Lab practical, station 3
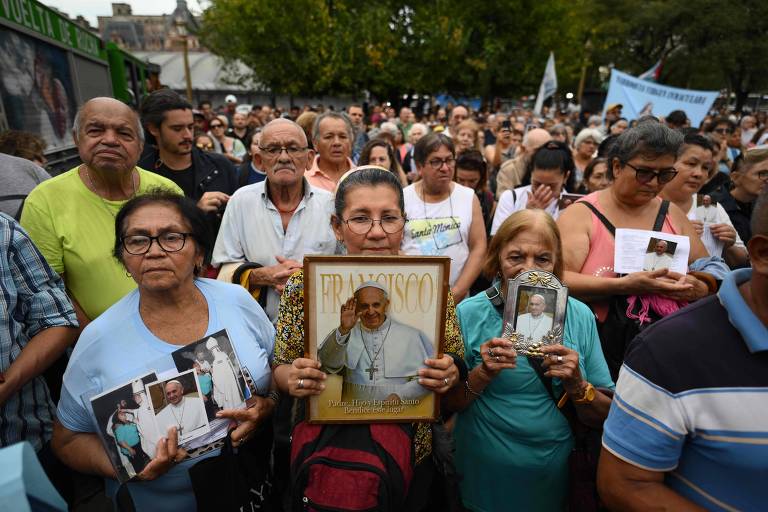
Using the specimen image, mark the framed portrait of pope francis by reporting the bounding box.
[304,255,450,423]
[502,270,568,358]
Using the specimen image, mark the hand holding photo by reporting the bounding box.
[305,255,449,423]
[501,270,568,358]
[614,229,690,274]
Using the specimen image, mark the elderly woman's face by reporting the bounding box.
[332,185,404,255]
[456,128,474,150]
[613,153,678,204]
[499,229,556,281]
[121,204,201,292]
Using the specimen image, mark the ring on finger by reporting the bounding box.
[298,378,304,390]
[495,356,500,363]
[557,355,564,363]
[444,377,449,386]
[488,348,495,357]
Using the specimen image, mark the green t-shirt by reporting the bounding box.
[20,166,182,320]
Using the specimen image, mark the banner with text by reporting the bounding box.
[603,69,718,127]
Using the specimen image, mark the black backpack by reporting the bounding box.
[290,422,414,512]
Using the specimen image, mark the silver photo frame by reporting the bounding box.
[501,270,569,358]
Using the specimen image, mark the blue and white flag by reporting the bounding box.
[603,69,718,127]
[533,52,557,115]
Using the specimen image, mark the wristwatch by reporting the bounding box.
[573,382,596,404]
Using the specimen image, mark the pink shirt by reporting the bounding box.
[578,192,678,322]
[305,155,354,192]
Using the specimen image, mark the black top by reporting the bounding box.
[152,163,195,197]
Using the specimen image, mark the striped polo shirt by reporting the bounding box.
[602,268,768,511]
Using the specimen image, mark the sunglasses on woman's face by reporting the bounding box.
[624,162,678,184]
[196,143,213,150]
[210,124,223,129]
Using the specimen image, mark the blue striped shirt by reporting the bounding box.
[603,269,768,511]
[0,213,77,450]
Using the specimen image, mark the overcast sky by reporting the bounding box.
[44,0,205,27]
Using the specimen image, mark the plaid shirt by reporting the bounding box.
[1,213,77,450]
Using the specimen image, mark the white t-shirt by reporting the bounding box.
[491,184,567,235]
[401,183,474,287]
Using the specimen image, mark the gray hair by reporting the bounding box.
[72,101,145,144]
[609,122,683,164]
[312,111,354,142]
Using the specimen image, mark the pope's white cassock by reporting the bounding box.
[319,316,433,401]
[643,251,673,271]
[516,312,554,342]
[206,338,244,410]
[130,380,161,458]
[155,395,208,442]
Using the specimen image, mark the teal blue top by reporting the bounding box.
[114,423,141,456]
[198,373,213,395]
[454,293,614,512]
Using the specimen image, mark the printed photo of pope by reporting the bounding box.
[318,281,434,403]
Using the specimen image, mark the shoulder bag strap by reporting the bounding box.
[652,199,670,232]
[577,201,616,237]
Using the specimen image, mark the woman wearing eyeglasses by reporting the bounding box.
[209,115,246,165]
[273,166,466,511]
[557,123,712,378]
[401,132,487,303]
[53,190,276,510]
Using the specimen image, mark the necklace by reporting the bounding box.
[83,165,137,218]
[168,398,187,436]
[360,319,393,381]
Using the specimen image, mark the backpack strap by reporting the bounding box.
[578,201,616,237]
[0,195,28,221]
[653,200,670,232]
[578,199,670,238]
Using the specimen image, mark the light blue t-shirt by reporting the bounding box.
[57,278,275,511]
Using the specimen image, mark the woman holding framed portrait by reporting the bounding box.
[273,166,467,511]
[453,209,614,512]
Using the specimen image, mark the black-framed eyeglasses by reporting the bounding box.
[343,215,406,234]
[258,145,309,158]
[122,232,193,255]
[427,157,456,169]
[713,128,732,135]
[623,162,678,184]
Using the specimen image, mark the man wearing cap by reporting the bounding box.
[318,281,434,402]
[604,103,623,133]
[205,337,243,410]
[155,379,207,441]
[223,94,238,125]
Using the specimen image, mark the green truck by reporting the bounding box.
[0,0,159,172]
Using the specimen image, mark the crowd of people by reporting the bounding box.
[1,89,767,512]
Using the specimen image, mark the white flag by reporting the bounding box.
[533,52,557,115]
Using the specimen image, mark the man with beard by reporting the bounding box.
[138,89,239,235]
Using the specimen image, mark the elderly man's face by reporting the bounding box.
[133,393,143,405]
[165,382,183,405]
[76,99,143,174]
[703,195,712,207]
[655,241,667,255]
[409,125,426,144]
[255,120,313,187]
[355,287,389,330]
[528,295,546,317]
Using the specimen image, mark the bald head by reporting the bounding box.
[262,118,307,146]
[72,97,145,174]
[523,128,552,153]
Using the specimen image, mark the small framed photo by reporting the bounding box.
[304,255,450,423]
[501,270,568,357]
[90,372,160,482]
[171,329,249,422]
[145,370,210,444]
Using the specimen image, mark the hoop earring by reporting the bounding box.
[125,271,132,278]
